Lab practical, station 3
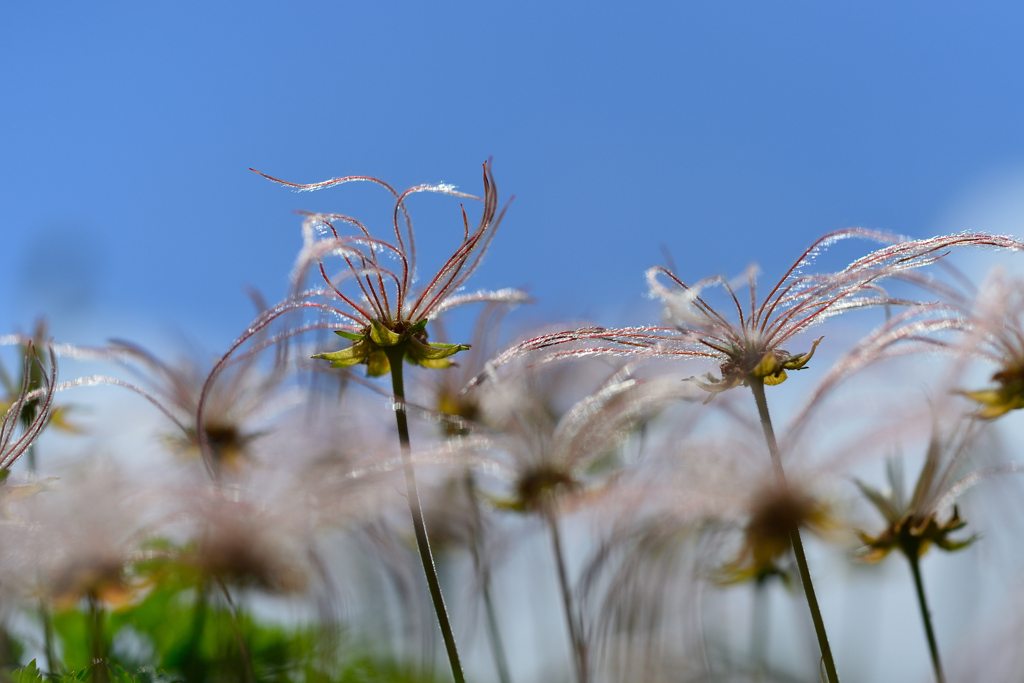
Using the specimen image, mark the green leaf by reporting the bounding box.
[52,608,92,672]
[10,660,43,683]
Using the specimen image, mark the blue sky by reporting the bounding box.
[3,3,1024,348]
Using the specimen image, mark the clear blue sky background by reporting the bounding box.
[3,3,1024,348]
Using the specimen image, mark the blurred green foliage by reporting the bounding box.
[8,572,437,683]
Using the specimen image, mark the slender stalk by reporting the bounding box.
[88,595,108,683]
[0,624,13,669]
[463,472,513,683]
[182,581,209,680]
[695,575,715,682]
[27,445,59,676]
[906,552,946,683]
[40,597,58,676]
[546,509,588,683]
[751,579,769,680]
[214,577,255,683]
[748,379,839,683]
[385,346,465,683]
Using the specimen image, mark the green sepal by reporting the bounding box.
[316,318,469,376]
[713,558,791,587]
[689,372,741,404]
[752,352,782,380]
[418,358,456,370]
[401,336,468,370]
[751,336,824,386]
[366,349,391,377]
[488,495,527,513]
[420,340,467,351]
[781,336,823,371]
[853,529,897,563]
[935,533,977,553]
[370,319,403,347]
[312,339,370,367]
[854,478,902,525]
[960,388,1024,419]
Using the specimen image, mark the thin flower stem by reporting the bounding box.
[906,552,946,683]
[385,346,466,683]
[481,576,513,683]
[41,597,58,676]
[183,581,209,680]
[751,579,770,680]
[748,378,840,683]
[747,380,788,486]
[463,472,513,683]
[27,445,59,677]
[695,575,715,682]
[214,576,255,683]
[546,509,589,683]
[88,595,108,683]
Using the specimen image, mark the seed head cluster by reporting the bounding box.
[2,165,1024,682]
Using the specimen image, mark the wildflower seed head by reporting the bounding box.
[0,340,57,471]
[19,463,149,610]
[476,363,691,518]
[717,483,831,584]
[110,337,291,475]
[50,555,134,609]
[855,505,972,563]
[191,421,252,471]
[693,336,823,402]
[947,270,1024,418]
[6,320,55,431]
[193,507,310,595]
[313,319,470,377]
[437,387,480,437]
[257,161,524,378]
[513,464,580,513]
[482,230,1024,396]
[854,424,982,563]
[961,363,1024,419]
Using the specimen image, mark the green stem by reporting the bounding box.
[214,577,255,683]
[463,472,513,683]
[748,378,839,683]
[182,582,209,680]
[546,510,588,683]
[906,551,946,683]
[385,346,465,683]
[88,595,108,683]
[26,445,58,677]
[695,579,715,681]
[751,579,769,680]
[41,597,58,676]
